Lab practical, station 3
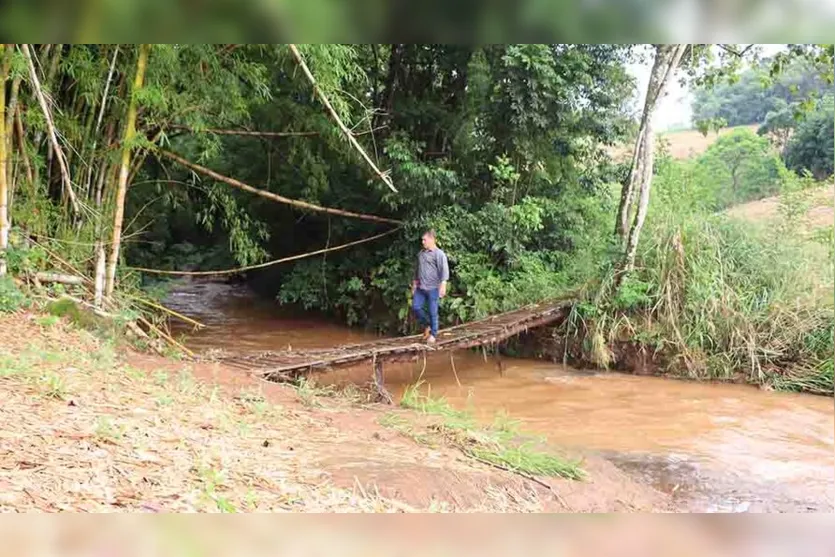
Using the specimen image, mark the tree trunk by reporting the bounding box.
[374,44,402,133]
[0,45,11,276]
[619,44,688,277]
[105,44,149,298]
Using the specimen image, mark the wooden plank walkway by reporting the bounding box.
[215,298,573,397]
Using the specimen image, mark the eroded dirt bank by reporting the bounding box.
[0,313,669,512]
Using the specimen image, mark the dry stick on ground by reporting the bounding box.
[158,149,402,225]
[20,44,81,217]
[29,238,193,357]
[34,272,84,285]
[123,293,205,329]
[288,44,396,193]
[127,227,401,276]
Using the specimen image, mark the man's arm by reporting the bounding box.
[438,250,450,297]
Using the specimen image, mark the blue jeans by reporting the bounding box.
[412,288,440,337]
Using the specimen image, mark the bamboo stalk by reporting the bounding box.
[106,44,149,297]
[5,71,20,197]
[138,315,195,358]
[0,45,10,276]
[288,44,396,193]
[123,293,205,329]
[14,108,33,189]
[20,44,81,216]
[158,149,402,225]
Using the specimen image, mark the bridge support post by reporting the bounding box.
[494,347,504,376]
[373,357,393,404]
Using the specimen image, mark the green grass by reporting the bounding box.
[94,416,125,441]
[35,315,61,328]
[570,200,834,395]
[197,466,238,513]
[393,382,584,480]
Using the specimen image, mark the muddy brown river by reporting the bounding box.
[165,279,834,512]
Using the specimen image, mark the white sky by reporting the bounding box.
[626,44,787,130]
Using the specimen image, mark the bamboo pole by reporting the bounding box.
[20,44,81,217]
[14,108,33,189]
[106,44,149,297]
[288,44,396,193]
[0,45,10,276]
[158,149,402,225]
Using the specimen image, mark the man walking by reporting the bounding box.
[411,229,449,344]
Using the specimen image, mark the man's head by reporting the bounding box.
[421,229,437,250]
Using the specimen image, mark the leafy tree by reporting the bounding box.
[695,128,784,209]
[784,95,835,180]
[757,98,797,152]
[692,56,830,127]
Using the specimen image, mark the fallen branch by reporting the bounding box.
[158,149,402,225]
[123,293,205,329]
[127,227,401,276]
[34,272,84,285]
[288,44,396,193]
[137,315,195,359]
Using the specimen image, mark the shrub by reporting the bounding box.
[0,276,26,313]
[785,95,834,180]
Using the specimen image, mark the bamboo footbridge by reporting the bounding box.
[214,299,573,402]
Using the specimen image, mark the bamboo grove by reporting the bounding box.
[0,44,406,307]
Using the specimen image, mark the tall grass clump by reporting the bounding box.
[575,152,833,395]
[637,213,832,393]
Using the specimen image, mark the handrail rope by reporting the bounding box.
[127,227,401,277]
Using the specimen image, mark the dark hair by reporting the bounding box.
[422,229,437,239]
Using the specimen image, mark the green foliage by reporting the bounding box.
[692,55,830,127]
[785,95,834,180]
[695,117,727,136]
[657,129,786,212]
[0,276,27,313]
[264,45,629,331]
[590,198,834,394]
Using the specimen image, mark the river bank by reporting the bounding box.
[161,279,834,512]
[0,311,670,512]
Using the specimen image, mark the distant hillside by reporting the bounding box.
[608,125,759,162]
[726,183,834,230]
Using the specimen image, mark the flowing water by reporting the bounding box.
[165,278,835,512]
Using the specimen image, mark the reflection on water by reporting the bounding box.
[165,279,835,512]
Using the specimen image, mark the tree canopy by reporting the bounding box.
[692,56,830,127]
